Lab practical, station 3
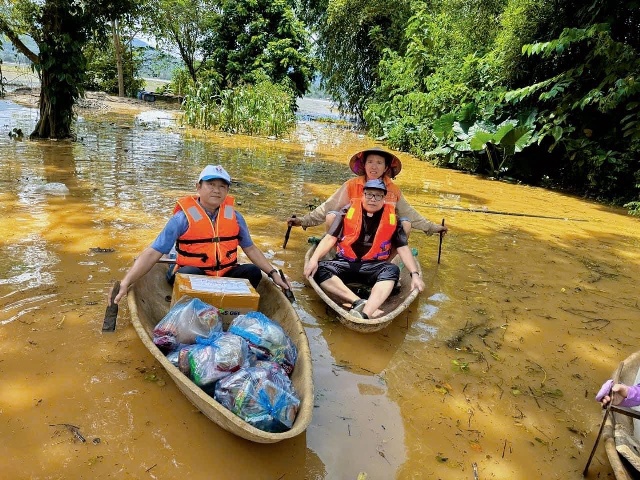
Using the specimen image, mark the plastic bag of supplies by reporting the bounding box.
[214,365,300,432]
[228,311,297,375]
[188,332,250,387]
[152,296,222,352]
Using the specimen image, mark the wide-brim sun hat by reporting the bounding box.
[349,148,402,178]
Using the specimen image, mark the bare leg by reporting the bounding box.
[362,280,395,318]
[318,276,359,305]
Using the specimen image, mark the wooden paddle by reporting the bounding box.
[283,215,295,249]
[101,280,121,332]
[583,361,625,476]
[437,218,445,264]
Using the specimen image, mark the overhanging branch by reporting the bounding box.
[0,17,39,64]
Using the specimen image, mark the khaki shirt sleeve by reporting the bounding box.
[300,183,350,228]
[396,193,440,235]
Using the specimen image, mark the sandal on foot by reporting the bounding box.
[351,298,367,313]
[349,309,369,319]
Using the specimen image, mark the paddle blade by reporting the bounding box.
[102,280,121,332]
[283,215,296,249]
[279,269,295,303]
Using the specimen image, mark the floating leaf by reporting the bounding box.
[435,385,449,395]
[470,441,483,452]
[544,388,563,398]
[452,359,470,372]
[511,388,522,396]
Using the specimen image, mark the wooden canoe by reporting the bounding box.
[303,244,422,333]
[127,263,314,443]
[603,350,640,479]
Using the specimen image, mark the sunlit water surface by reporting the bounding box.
[0,97,638,479]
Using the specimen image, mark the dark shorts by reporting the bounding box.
[167,263,262,288]
[314,258,400,286]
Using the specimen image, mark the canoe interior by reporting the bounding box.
[604,350,640,479]
[304,244,422,333]
[127,263,314,443]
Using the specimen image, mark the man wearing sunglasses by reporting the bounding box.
[304,179,424,319]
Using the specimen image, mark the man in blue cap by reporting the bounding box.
[304,179,424,319]
[112,164,291,304]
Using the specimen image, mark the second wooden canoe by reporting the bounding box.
[304,243,422,333]
[603,350,640,479]
[127,263,314,443]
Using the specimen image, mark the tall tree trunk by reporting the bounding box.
[31,68,75,139]
[112,19,125,97]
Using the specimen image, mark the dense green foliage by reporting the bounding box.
[331,0,640,211]
[206,0,314,99]
[146,0,314,98]
[313,0,412,120]
[144,0,217,83]
[182,79,296,137]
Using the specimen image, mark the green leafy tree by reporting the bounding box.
[84,40,145,97]
[505,19,640,201]
[0,0,136,139]
[315,0,411,120]
[207,0,314,98]
[144,0,217,83]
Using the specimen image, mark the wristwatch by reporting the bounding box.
[410,271,420,277]
[268,268,278,278]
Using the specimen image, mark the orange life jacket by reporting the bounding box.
[345,176,401,206]
[173,195,239,276]
[337,201,397,261]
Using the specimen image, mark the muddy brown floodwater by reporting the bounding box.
[0,93,638,480]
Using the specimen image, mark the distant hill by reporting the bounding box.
[1,35,182,81]
[1,36,36,64]
[136,45,183,80]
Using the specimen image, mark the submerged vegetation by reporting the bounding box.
[182,80,296,137]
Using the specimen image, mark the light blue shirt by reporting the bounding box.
[151,204,254,254]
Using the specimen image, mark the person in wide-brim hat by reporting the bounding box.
[349,148,402,179]
[286,146,447,239]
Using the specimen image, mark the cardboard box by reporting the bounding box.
[171,274,260,325]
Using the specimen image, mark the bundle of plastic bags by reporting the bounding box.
[229,311,297,375]
[215,364,300,433]
[152,296,222,352]
[153,299,301,432]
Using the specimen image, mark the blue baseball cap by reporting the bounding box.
[198,165,231,185]
[363,179,387,192]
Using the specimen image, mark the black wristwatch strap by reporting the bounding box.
[268,268,278,278]
[410,271,420,276]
